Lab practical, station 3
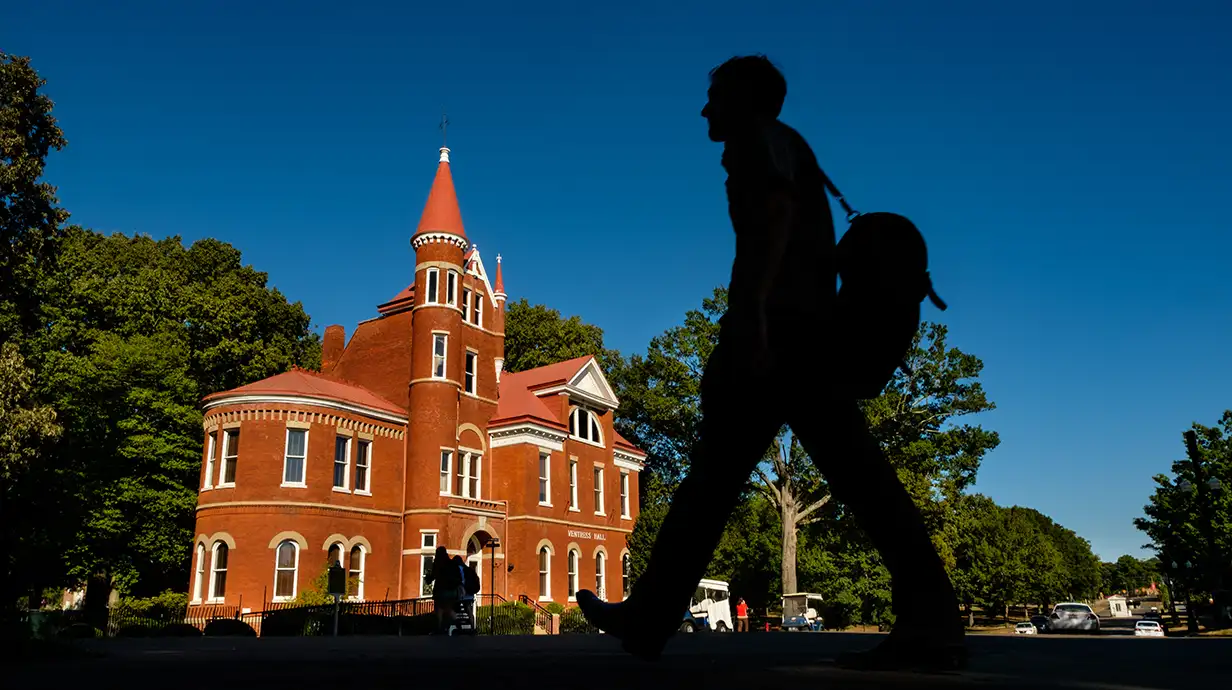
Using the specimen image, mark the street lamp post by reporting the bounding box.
[488,536,501,635]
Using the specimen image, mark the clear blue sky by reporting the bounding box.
[7,0,1231,562]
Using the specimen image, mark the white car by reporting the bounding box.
[1134,620,1165,637]
[1048,602,1100,633]
[1014,622,1038,635]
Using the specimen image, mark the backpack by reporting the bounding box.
[463,565,481,596]
[822,174,947,400]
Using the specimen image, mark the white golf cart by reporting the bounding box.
[781,593,825,632]
[689,579,734,632]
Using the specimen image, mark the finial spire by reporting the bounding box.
[440,110,449,147]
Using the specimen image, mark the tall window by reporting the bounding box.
[464,351,477,394]
[209,542,228,601]
[594,467,605,514]
[446,270,458,306]
[620,471,631,518]
[283,428,307,485]
[203,432,216,489]
[333,436,350,489]
[220,429,239,485]
[348,545,365,599]
[538,546,551,600]
[439,450,453,495]
[595,551,606,601]
[420,533,436,596]
[622,553,631,600]
[425,267,440,303]
[355,440,371,493]
[432,333,447,379]
[569,459,578,510]
[538,452,550,505]
[569,407,603,444]
[193,543,205,601]
[328,542,343,567]
[471,293,483,326]
[568,549,579,600]
[274,540,299,600]
[462,289,472,322]
[461,452,481,499]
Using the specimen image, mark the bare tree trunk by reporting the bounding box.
[781,488,798,595]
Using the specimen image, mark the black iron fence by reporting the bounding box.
[517,594,557,635]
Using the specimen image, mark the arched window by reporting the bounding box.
[568,407,603,444]
[209,542,228,601]
[538,546,551,600]
[192,543,205,602]
[595,551,606,601]
[567,549,580,600]
[622,553,631,600]
[274,540,299,600]
[328,542,344,568]
[348,545,365,600]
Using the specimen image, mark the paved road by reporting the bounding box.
[14,632,1230,689]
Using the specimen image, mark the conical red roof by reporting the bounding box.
[494,254,505,295]
[414,148,466,238]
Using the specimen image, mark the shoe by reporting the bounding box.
[576,590,671,661]
[835,634,968,672]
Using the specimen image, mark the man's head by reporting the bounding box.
[702,55,786,142]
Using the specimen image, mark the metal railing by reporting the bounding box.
[517,594,557,635]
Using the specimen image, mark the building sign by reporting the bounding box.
[567,529,606,541]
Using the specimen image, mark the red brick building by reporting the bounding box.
[189,145,644,611]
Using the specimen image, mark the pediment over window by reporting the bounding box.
[562,357,619,410]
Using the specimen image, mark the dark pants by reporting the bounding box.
[629,314,960,640]
[737,617,749,632]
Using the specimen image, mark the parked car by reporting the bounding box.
[1048,603,1100,634]
[1029,615,1051,633]
[689,579,733,632]
[1014,621,1038,635]
[1134,620,1165,637]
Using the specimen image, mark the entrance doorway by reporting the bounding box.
[466,535,484,594]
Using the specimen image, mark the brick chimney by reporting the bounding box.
[322,325,345,373]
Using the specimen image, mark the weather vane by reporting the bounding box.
[440,110,449,147]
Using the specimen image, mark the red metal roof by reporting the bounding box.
[414,150,466,238]
[203,368,406,417]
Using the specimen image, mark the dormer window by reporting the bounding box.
[569,407,603,445]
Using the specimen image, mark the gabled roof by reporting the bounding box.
[377,282,416,316]
[203,368,406,418]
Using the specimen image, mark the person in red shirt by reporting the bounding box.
[735,598,749,632]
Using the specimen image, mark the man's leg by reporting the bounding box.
[578,332,782,657]
[790,401,965,667]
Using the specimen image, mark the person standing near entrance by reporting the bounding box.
[735,598,749,632]
[575,54,966,671]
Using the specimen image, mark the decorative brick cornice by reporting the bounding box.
[201,407,405,441]
[196,500,401,523]
[411,231,468,251]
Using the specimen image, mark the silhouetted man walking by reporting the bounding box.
[578,55,965,670]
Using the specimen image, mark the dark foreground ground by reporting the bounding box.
[13,631,1231,690]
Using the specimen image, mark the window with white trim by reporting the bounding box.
[569,459,578,510]
[538,452,550,505]
[622,553,631,600]
[220,429,239,485]
[354,440,371,493]
[538,546,551,600]
[347,545,365,600]
[446,269,458,306]
[460,451,481,499]
[594,467,605,514]
[274,540,299,600]
[569,407,603,444]
[425,267,440,304]
[193,543,205,601]
[568,549,579,600]
[464,351,477,394]
[209,542,228,602]
[620,471,631,518]
[203,432,216,489]
[462,288,472,322]
[432,333,447,379]
[420,532,436,596]
[439,450,453,495]
[333,436,350,490]
[328,542,344,567]
[471,293,483,326]
[596,551,606,601]
[283,428,307,485]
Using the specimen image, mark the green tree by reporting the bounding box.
[0,51,70,345]
[1019,507,1102,603]
[24,229,321,597]
[501,298,623,376]
[753,432,829,596]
